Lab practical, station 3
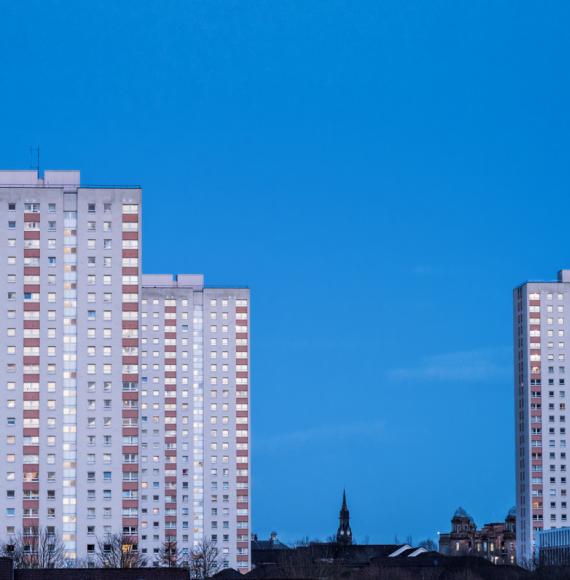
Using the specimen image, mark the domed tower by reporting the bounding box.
[336,490,353,545]
[505,506,516,534]
[451,507,476,534]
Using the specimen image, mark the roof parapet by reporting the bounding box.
[0,170,80,186]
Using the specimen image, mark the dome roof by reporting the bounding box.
[453,507,474,521]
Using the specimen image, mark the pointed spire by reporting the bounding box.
[336,489,352,545]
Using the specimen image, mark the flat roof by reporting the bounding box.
[0,169,140,188]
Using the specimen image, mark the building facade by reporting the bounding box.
[438,508,516,565]
[537,527,570,566]
[0,170,250,571]
[514,270,570,565]
[139,275,250,569]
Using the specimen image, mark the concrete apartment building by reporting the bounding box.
[0,170,250,571]
[514,270,570,565]
[140,275,250,569]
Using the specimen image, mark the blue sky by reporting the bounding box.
[1,0,570,544]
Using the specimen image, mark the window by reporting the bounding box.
[48,203,56,213]
[88,203,96,213]
[8,221,15,229]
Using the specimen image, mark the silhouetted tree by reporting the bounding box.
[419,538,438,551]
[158,538,184,568]
[0,527,66,569]
[190,538,220,579]
[95,533,146,568]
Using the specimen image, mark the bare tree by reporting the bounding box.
[418,538,438,551]
[190,537,220,579]
[0,527,66,568]
[158,538,184,568]
[96,533,147,568]
[0,537,20,566]
[72,557,94,569]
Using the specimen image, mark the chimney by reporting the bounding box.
[558,270,570,283]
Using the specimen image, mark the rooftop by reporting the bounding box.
[142,274,249,291]
[142,274,205,289]
[453,507,474,522]
[516,269,570,287]
[0,169,139,189]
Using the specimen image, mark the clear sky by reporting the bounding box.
[1,0,570,545]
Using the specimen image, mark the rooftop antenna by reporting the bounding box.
[29,146,40,176]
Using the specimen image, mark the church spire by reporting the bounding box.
[336,489,352,545]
